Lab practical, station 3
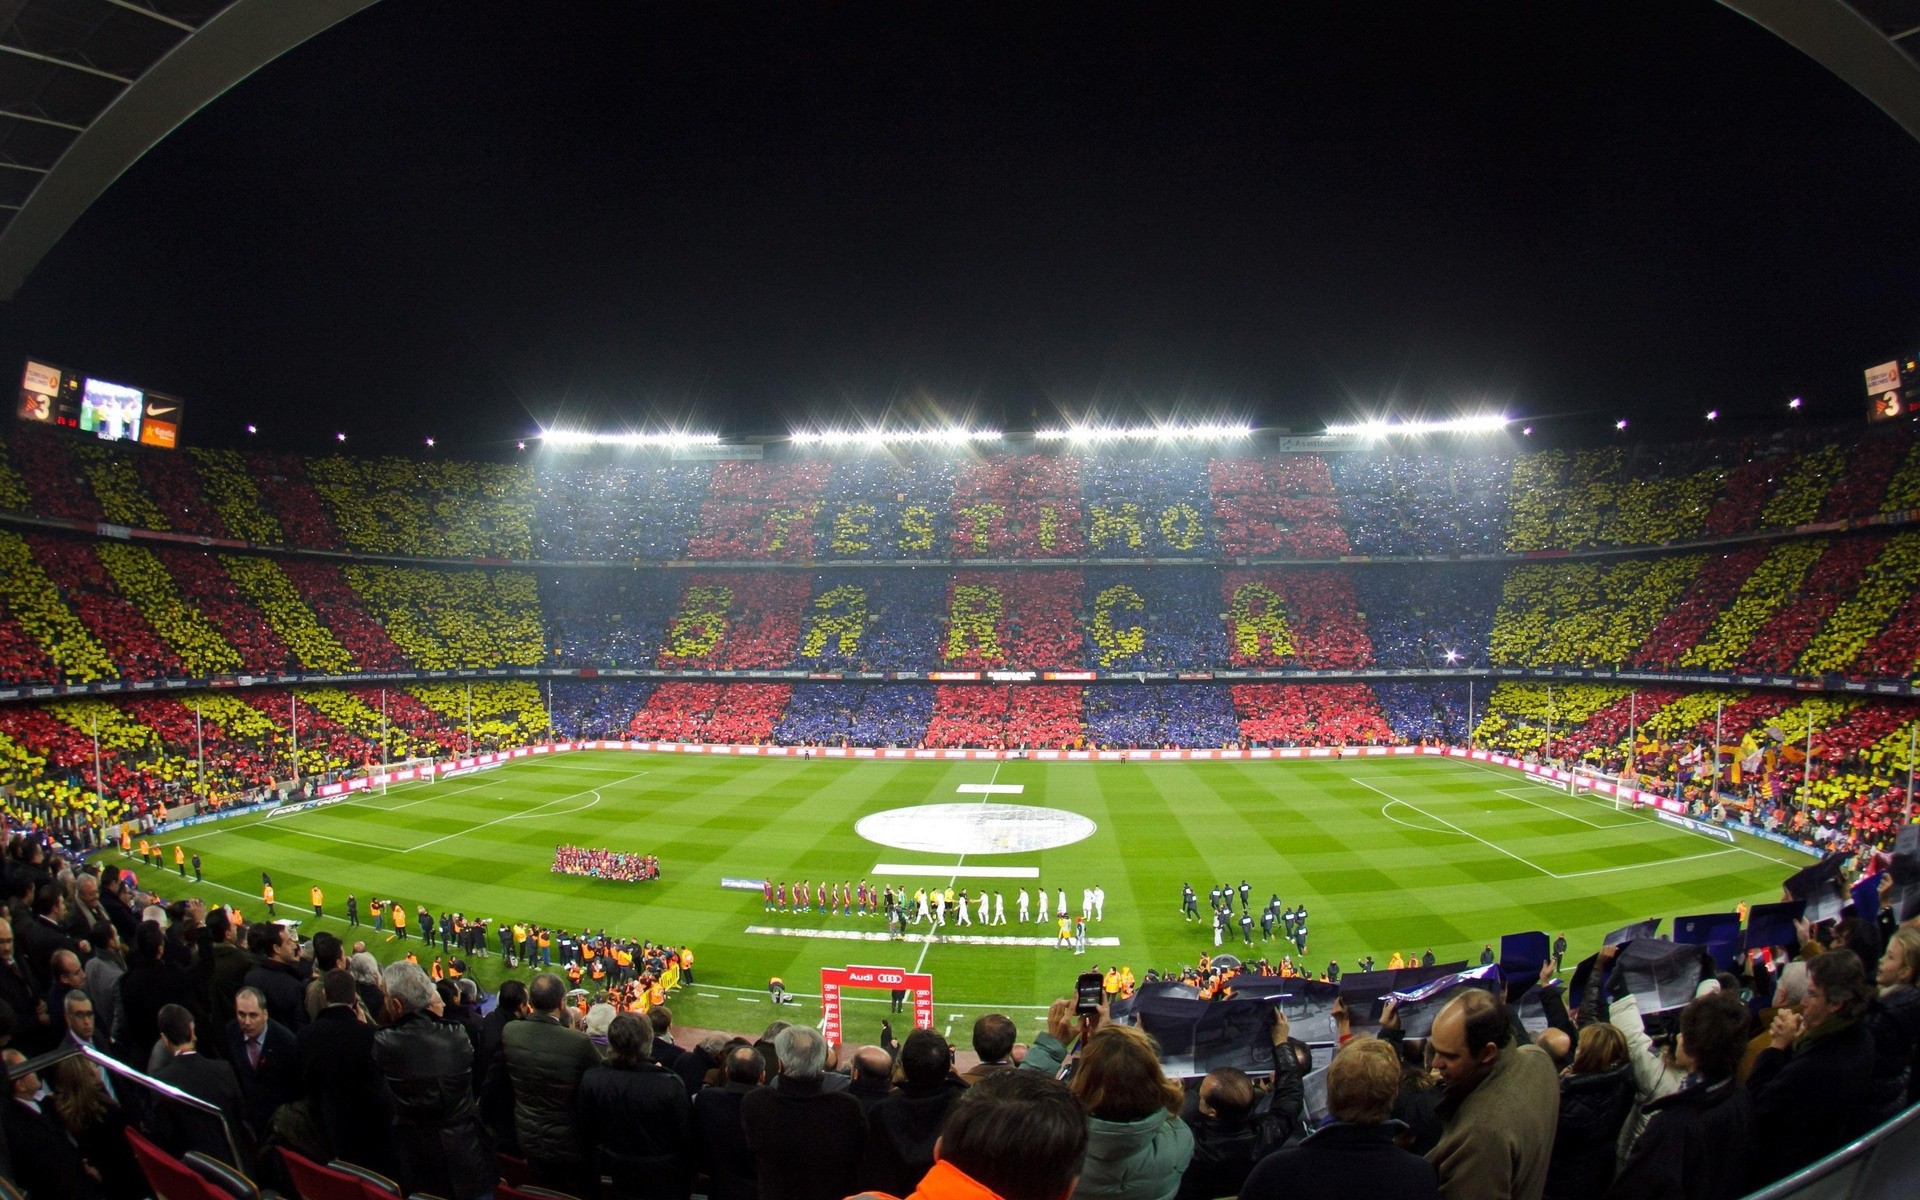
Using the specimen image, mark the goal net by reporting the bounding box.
[373,757,438,793]
[1568,764,1654,812]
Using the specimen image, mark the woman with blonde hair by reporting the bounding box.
[1865,925,1920,1119]
[1545,1023,1635,1200]
[1021,1001,1193,1200]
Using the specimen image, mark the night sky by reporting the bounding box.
[4,0,1920,454]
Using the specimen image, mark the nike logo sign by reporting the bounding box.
[146,405,178,416]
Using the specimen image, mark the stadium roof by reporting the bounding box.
[0,0,377,299]
[1721,1,1920,142]
[4,2,1920,304]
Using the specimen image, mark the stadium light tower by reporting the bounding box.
[1323,415,1509,438]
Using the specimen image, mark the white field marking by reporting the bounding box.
[186,819,397,854]
[956,783,1025,794]
[1554,849,1741,879]
[1493,788,1641,831]
[1362,776,1760,883]
[404,768,650,853]
[1378,802,1468,838]
[691,980,1055,1011]
[1444,760,1811,868]
[1353,778,1556,876]
[502,794,601,821]
[313,773,499,817]
[871,864,1039,878]
[748,925,1120,948]
[914,760,1004,974]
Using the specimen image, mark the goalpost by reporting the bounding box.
[1568,764,1648,812]
[375,756,438,794]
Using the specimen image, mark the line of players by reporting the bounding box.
[762,879,1108,927]
[1181,879,1311,952]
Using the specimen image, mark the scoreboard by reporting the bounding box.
[16,359,182,449]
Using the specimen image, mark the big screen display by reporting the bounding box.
[78,378,143,443]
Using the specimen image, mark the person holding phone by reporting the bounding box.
[1019,991,1193,1200]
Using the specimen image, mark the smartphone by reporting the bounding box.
[1075,971,1104,1015]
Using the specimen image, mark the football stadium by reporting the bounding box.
[1,4,1919,1200]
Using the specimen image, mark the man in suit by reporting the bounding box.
[19,884,80,988]
[44,948,85,1042]
[148,1003,249,1167]
[3,1047,103,1200]
[64,874,112,939]
[0,919,48,1054]
[298,968,397,1174]
[224,986,298,1141]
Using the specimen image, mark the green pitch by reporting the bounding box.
[143,751,1812,1039]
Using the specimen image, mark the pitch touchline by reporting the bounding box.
[1446,760,1811,868]
[913,759,1006,974]
[1353,777,1557,877]
[405,769,649,853]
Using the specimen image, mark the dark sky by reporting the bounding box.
[5,0,1920,454]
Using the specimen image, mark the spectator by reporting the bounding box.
[475,977,528,1152]
[198,907,251,1042]
[117,920,198,1068]
[48,1054,142,1200]
[1747,949,1879,1187]
[1023,1002,1194,1200]
[223,985,297,1142]
[962,1013,1019,1085]
[1425,990,1558,1200]
[848,1045,895,1116]
[1544,1025,1634,1200]
[740,1024,868,1200]
[1177,1011,1303,1200]
[1239,1037,1439,1200]
[296,968,396,1177]
[862,1028,968,1195]
[695,1043,764,1200]
[1605,989,1753,1200]
[4,1047,103,1200]
[1865,925,1920,1118]
[578,1011,694,1200]
[241,919,310,1032]
[371,960,497,1200]
[852,1069,1089,1200]
[501,971,603,1197]
[146,1003,247,1167]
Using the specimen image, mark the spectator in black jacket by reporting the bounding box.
[372,961,497,1200]
[694,1044,764,1200]
[224,987,298,1143]
[578,1012,694,1200]
[1605,989,1752,1200]
[241,922,310,1033]
[1545,1025,1635,1200]
[117,921,200,1069]
[846,1046,894,1117]
[861,1028,967,1196]
[740,1025,866,1200]
[499,973,603,1198]
[1179,1011,1303,1200]
[296,969,396,1176]
[4,1047,103,1200]
[1747,949,1879,1188]
[146,1004,248,1168]
[1240,1037,1439,1200]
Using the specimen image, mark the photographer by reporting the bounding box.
[1021,998,1193,1200]
[1175,1006,1302,1200]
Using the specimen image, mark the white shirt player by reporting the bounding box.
[1092,886,1105,921]
[1018,889,1031,922]
[1057,889,1067,918]
[916,890,931,923]
[956,895,971,926]
[993,892,1006,924]
[1081,887,1093,917]
[1038,888,1051,923]
[933,893,947,925]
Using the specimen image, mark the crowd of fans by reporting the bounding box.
[550,846,659,883]
[9,423,1918,565]
[4,825,1914,1200]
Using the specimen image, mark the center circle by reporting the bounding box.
[855,803,1097,855]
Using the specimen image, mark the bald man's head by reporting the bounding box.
[852,1045,893,1082]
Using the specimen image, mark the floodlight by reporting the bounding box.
[1323,415,1509,437]
[537,430,722,449]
